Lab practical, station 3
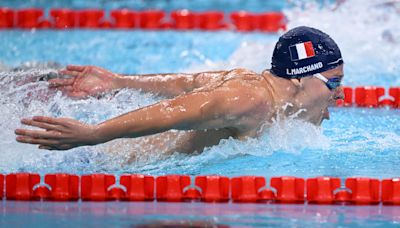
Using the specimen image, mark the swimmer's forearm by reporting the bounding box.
[93,104,175,143]
[120,71,225,78]
[115,73,196,97]
[92,90,238,143]
[114,71,227,97]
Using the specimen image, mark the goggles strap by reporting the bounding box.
[313,73,328,83]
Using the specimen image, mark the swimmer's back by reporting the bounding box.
[194,68,266,92]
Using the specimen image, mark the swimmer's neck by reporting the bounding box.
[261,70,299,105]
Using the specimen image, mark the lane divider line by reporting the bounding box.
[2,173,400,205]
[0,8,286,32]
[336,86,400,108]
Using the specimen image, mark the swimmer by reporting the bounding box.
[15,26,344,153]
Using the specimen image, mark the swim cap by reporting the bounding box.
[270,26,343,79]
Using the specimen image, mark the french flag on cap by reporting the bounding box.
[289,41,316,61]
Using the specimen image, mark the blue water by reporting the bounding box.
[0,31,259,74]
[2,201,400,228]
[0,0,288,13]
[0,0,400,227]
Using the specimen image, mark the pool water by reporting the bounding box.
[2,201,400,227]
[0,0,400,227]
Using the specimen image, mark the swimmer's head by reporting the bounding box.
[270,26,343,79]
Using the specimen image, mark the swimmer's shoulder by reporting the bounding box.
[222,69,275,106]
[223,68,270,88]
[224,68,259,80]
[195,68,268,96]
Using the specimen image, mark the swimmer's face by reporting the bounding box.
[299,64,344,125]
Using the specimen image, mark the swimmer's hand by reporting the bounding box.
[15,116,101,150]
[50,65,122,98]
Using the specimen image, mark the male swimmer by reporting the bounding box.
[15,26,344,153]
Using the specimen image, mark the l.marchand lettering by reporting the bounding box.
[286,62,323,75]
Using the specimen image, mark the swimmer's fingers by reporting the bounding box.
[48,78,75,88]
[57,66,86,76]
[15,128,65,140]
[38,145,54,150]
[38,144,74,150]
[17,136,74,150]
[29,116,89,133]
[15,135,61,146]
[29,116,72,128]
[58,70,81,78]
[66,65,86,72]
[20,118,62,131]
[59,85,73,93]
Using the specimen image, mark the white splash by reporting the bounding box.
[186,41,277,73]
[186,0,400,86]
[0,69,162,173]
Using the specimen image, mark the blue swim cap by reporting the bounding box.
[270,26,343,79]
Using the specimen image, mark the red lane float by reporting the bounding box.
[50,9,76,29]
[120,174,154,201]
[0,174,3,198]
[110,9,137,29]
[257,12,286,32]
[195,175,230,202]
[230,11,257,32]
[336,86,400,109]
[258,188,276,202]
[100,20,113,29]
[16,8,44,29]
[156,175,191,201]
[307,177,341,204]
[44,173,79,201]
[346,177,380,204]
[108,185,125,200]
[270,176,305,203]
[334,189,352,203]
[139,10,165,29]
[38,20,52,29]
[389,87,400,108]
[0,8,14,28]
[355,86,385,108]
[198,11,226,30]
[81,174,116,201]
[33,185,51,199]
[2,8,288,32]
[183,187,202,201]
[171,10,196,30]
[231,176,275,202]
[2,173,400,205]
[382,178,400,205]
[6,173,41,200]
[77,9,105,28]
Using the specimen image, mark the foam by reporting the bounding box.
[187,0,400,86]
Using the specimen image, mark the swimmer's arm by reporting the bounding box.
[115,70,230,98]
[94,86,257,143]
[14,83,260,150]
[54,65,248,98]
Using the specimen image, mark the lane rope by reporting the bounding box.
[1,173,400,204]
[0,8,286,31]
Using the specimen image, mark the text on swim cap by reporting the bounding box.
[286,62,323,76]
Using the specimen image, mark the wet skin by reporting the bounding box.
[15,65,344,154]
